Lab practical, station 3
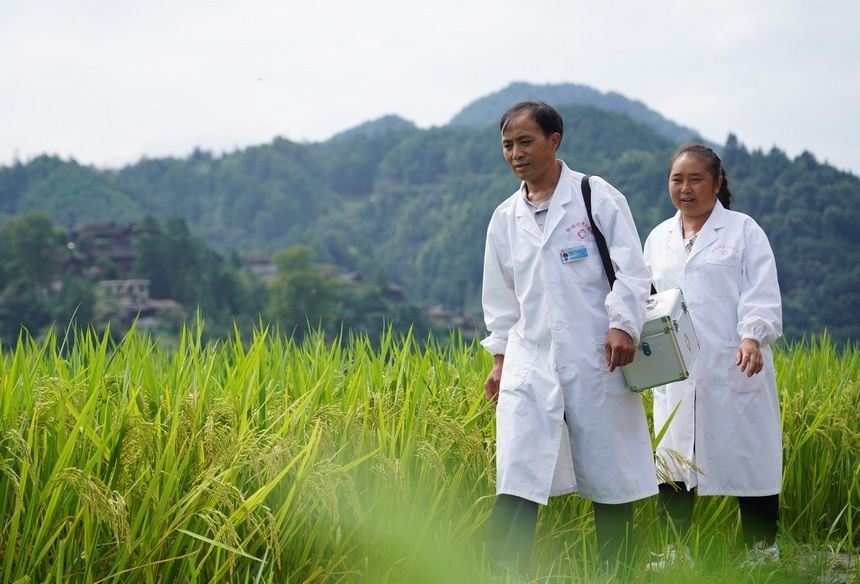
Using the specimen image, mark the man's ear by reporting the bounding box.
[551,132,561,151]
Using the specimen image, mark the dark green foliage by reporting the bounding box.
[332,269,434,340]
[721,137,860,343]
[109,138,339,255]
[265,245,433,341]
[449,81,701,144]
[0,212,96,341]
[1,97,859,343]
[326,114,416,143]
[267,246,343,340]
[314,122,418,196]
[49,275,96,327]
[133,215,263,336]
[0,279,53,342]
[0,156,142,226]
[0,212,60,290]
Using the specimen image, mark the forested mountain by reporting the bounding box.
[326,114,416,143]
[2,88,858,343]
[450,82,702,144]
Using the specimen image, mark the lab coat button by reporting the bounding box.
[548,282,557,291]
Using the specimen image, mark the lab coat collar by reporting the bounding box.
[687,200,729,262]
[514,185,543,240]
[666,200,729,262]
[666,212,688,261]
[542,161,573,240]
[513,160,571,242]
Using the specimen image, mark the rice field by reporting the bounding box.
[0,326,857,583]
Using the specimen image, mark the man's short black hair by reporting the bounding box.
[499,101,564,144]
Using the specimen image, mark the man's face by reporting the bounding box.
[501,113,560,183]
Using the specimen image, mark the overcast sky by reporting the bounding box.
[2,0,858,174]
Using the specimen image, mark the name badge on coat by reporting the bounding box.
[560,245,588,264]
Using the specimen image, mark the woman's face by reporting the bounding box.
[668,152,721,221]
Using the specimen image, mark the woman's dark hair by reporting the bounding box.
[499,101,564,145]
[669,143,733,210]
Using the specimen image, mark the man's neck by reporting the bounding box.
[524,161,562,204]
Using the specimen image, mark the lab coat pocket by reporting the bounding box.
[726,346,766,393]
[561,243,603,284]
[595,341,630,396]
[699,256,740,299]
[500,338,538,390]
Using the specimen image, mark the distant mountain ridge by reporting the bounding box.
[450,81,703,144]
[1,85,859,343]
[327,114,416,143]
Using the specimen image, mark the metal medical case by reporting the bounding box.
[622,288,700,392]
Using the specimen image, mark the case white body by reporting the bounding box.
[622,288,700,392]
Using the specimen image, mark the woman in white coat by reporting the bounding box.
[643,144,783,566]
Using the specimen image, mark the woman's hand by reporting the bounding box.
[736,338,763,376]
[484,354,504,407]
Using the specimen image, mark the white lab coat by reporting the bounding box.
[482,161,658,505]
[644,201,782,496]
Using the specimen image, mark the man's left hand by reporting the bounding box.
[604,328,636,372]
[737,338,763,376]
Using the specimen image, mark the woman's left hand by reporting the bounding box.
[736,338,763,376]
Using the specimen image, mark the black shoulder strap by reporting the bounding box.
[581,175,616,289]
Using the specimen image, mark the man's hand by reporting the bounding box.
[604,328,636,372]
[737,338,763,377]
[484,354,504,407]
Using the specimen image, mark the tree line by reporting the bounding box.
[1,102,858,343]
[0,213,432,344]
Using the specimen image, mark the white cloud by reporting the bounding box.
[0,0,858,172]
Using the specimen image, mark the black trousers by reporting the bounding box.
[657,482,779,546]
[485,494,634,574]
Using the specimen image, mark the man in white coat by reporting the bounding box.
[481,101,658,576]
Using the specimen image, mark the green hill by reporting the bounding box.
[1,95,858,343]
[326,114,417,143]
[450,81,702,144]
